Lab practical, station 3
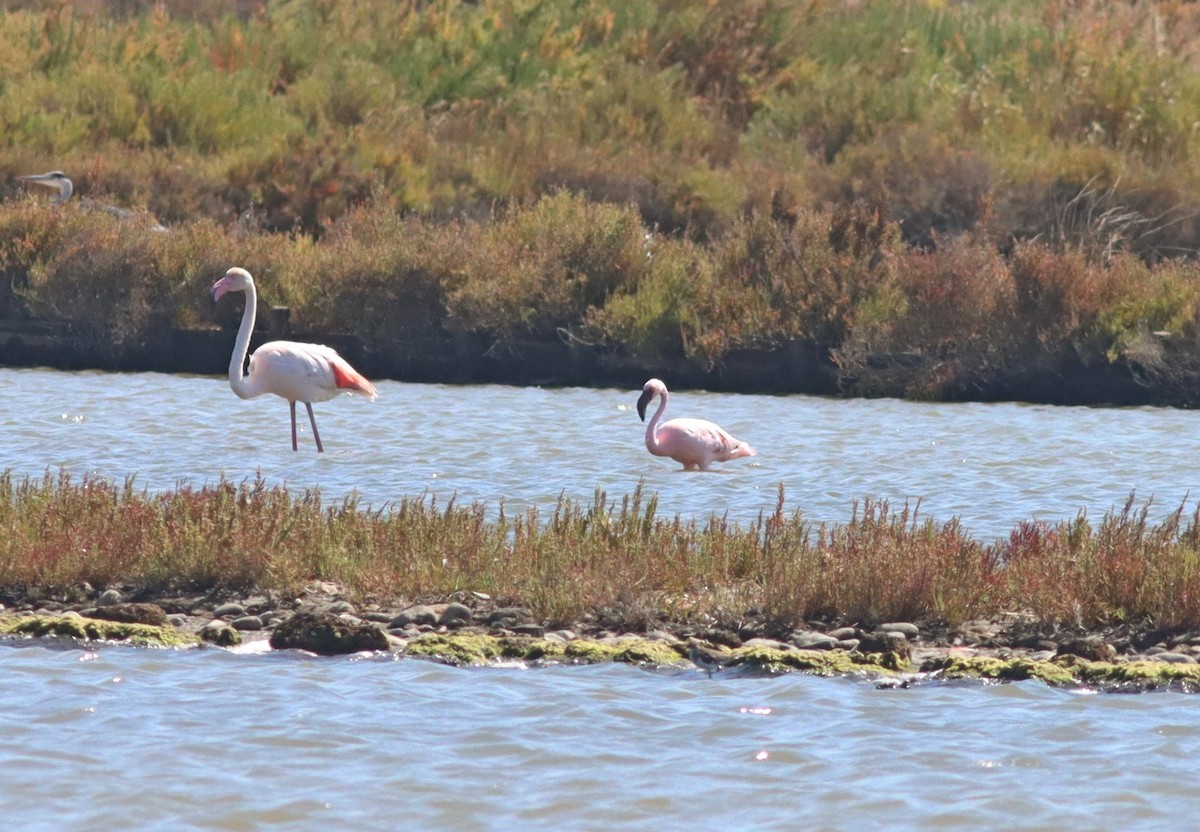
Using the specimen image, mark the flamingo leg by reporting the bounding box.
[289,400,298,451]
[305,401,324,453]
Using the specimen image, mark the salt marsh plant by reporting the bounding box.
[4,471,1200,633]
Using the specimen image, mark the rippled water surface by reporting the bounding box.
[4,645,1200,831]
[5,366,1200,829]
[4,366,1199,539]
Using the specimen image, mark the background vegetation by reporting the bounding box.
[5,0,1200,399]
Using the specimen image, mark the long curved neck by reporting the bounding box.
[228,283,258,399]
[644,391,668,452]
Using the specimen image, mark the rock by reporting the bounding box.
[242,596,271,613]
[361,611,395,624]
[97,589,122,607]
[486,606,531,626]
[390,605,439,627]
[857,630,912,662]
[200,620,242,647]
[269,612,389,656]
[837,638,861,652]
[167,614,188,628]
[1056,636,1116,662]
[231,615,264,631]
[878,622,920,639]
[511,623,545,638]
[439,602,474,627]
[213,602,246,619]
[1152,652,1196,664]
[827,627,858,641]
[791,630,839,650]
[87,603,169,627]
[327,600,357,615]
[744,637,795,652]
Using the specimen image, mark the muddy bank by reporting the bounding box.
[4,583,1200,692]
[0,315,1184,406]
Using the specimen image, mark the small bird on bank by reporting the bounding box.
[687,639,736,677]
[636,378,756,471]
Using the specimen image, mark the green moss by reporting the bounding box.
[1070,658,1200,687]
[613,640,690,668]
[562,640,624,663]
[0,614,197,648]
[735,645,894,675]
[923,655,1091,687]
[499,637,570,662]
[404,633,504,665]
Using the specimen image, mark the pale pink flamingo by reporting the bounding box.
[211,267,377,452]
[636,378,756,471]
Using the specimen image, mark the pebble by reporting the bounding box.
[878,622,920,638]
[97,589,122,607]
[231,615,264,631]
[743,637,794,652]
[390,605,439,627]
[213,602,246,619]
[438,602,474,627]
[791,631,839,650]
[1151,652,1196,664]
[826,627,858,641]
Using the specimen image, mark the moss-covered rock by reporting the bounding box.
[924,655,1078,686]
[268,611,389,656]
[405,633,505,664]
[735,645,893,675]
[0,613,197,648]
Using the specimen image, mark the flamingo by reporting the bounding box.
[211,267,377,452]
[636,378,756,471]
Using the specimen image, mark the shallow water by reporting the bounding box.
[5,366,1200,829]
[3,645,1200,831]
[3,366,1198,540]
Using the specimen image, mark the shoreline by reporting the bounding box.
[4,583,1200,692]
[0,317,1187,408]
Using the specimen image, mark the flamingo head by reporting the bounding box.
[636,378,667,421]
[211,267,254,302]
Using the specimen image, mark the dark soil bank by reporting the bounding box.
[0,316,1185,406]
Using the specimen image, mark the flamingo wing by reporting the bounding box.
[655,417,756,470]
[248,341,378,403]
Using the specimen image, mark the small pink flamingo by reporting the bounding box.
[211,267,377,452]
[636,378,756,471]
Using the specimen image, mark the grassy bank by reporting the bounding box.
[4,470,1200,634]
[4,2,1200,400]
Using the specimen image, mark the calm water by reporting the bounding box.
[3,366,1198,540]
[5,366,1200,830]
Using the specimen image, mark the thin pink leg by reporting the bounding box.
[289,400,298,451]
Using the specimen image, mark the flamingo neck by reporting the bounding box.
[644,390,669,452]
[228,283,258,399]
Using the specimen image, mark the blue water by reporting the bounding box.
[3,644,1198,831]
[4,367,1200,830]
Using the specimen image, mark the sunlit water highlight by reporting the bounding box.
[5,366,1200,829]
[4,367,1199,540]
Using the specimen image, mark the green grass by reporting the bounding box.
[4,470,1200,633]
[6,1,1200,395]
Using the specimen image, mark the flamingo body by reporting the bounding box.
[636,378,755,471]
[212,267,377,451]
